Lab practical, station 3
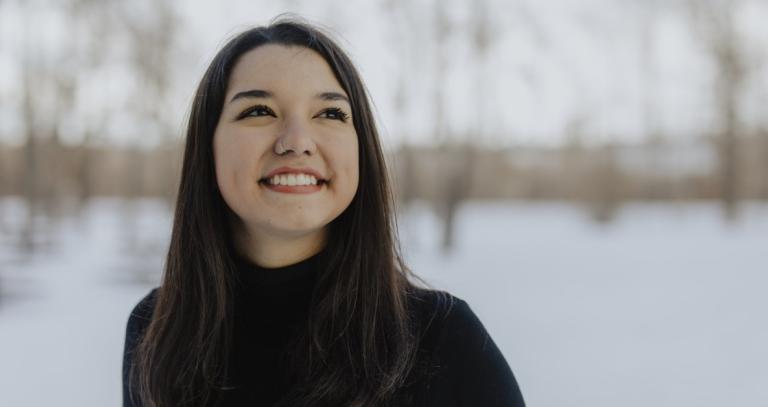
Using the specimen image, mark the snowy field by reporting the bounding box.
[0,198,766,406]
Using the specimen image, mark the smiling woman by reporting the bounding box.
[213,44,359,268]
[121,17,525,407]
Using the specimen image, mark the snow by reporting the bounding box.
[1,198,766,406]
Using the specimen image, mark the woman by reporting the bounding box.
[122,18,525,407]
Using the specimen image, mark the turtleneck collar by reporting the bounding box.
[229,250,324,371]
[233,249,323,299]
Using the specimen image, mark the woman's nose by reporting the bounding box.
[274,118,317,156]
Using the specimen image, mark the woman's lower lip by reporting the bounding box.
[261,182,323,194]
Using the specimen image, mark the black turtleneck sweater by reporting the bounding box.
[122,252,525,406]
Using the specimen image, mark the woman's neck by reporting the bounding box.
[234,225,326,268]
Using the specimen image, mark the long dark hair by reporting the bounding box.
[130,17,429,407]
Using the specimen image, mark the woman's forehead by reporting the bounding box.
[226,44,347,101]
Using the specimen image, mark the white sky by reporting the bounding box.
[1,0,767,148]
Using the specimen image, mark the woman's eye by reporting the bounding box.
[318,107,350,122]
[238,105,275,119]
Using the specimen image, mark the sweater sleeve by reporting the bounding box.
[428,297,526,407]
[122,288,159,407]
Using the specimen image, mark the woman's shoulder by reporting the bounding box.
[406,287,475,334]
[406,287,526,406]
[126,287,160,334]
[407,287,489,355]
[123,287,160,406]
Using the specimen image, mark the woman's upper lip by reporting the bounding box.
[263,166,326,180]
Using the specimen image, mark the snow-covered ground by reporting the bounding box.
[1,198,766,406]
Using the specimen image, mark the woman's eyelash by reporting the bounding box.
[237,105,275,120]
[236,105,349,122]
[321,107,349,122]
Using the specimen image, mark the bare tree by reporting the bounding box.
[382,0,418,210]
[688,0,748,220]
[69,0,115,205]
[119,0,179,199]
[438,0,495,251]
[19,2,42,254]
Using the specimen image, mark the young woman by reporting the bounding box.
[122,18,525,407]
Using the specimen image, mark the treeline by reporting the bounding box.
[1,131,765,212]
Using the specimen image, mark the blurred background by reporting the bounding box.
[1,0,766,406]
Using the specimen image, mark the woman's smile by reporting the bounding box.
[259,175,327,194]
[258,166,330,194]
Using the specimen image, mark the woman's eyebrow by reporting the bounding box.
[230,89,272,103]
[317,92,349,103]
[228,89,349,104]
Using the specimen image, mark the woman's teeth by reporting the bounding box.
[267,173,319,186]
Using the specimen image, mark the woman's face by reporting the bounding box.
[213,44,359,247]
